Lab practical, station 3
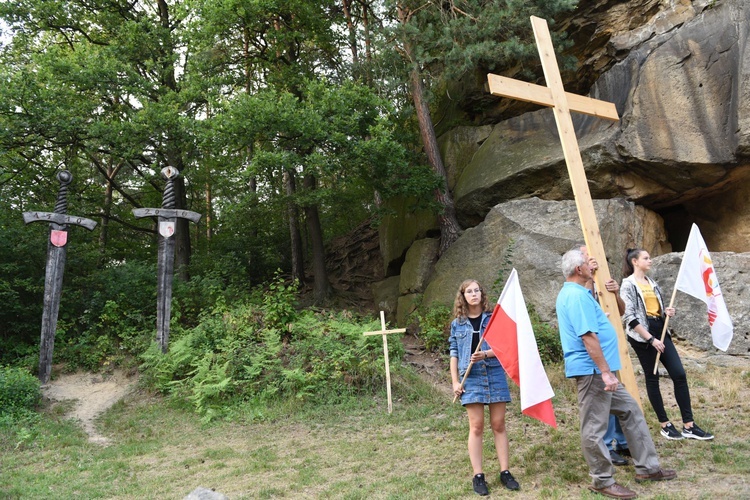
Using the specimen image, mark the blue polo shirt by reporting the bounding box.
[556,281,621,378]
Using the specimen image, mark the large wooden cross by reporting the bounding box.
[363,311,406,414]
[487,16,640,405]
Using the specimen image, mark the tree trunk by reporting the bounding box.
[173,175,192,282]
[204,180,213,244]
[99,165,113,254]
[363,0,373,86]
[397,6,462,255]
[342,0,360,80]
[284,170,305,283]
[303,173,332,304]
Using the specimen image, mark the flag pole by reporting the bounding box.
[452,336,487,404]
[653,286,679,374]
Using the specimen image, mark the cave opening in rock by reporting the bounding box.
[658,204,693,252]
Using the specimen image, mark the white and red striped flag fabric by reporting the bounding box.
[483,269,557,428]
[674,224,733,351]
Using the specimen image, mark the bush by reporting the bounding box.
[407,301,452,353]
[140,296,399,421]
[528,305,563,365]
[0,366,41,417]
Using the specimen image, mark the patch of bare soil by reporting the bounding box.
[402,333,452,398]
[42,369,138,445]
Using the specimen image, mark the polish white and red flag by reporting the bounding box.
[483,269,557,428]
[674,223,733,351]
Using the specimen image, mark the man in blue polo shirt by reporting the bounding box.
[556,248,675,499]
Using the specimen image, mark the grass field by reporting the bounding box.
[1,351,749,499]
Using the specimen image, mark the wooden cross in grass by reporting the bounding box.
[363,311,406,414]
[487,16,641,406]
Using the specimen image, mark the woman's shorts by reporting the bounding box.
[460,361,511,406]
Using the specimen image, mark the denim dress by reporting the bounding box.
[449,312,511,406]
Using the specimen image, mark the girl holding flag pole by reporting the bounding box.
[449,279,520,496]
[620,248,714,441]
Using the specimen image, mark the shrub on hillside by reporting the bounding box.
[140,284,400,421]
[528,305,563,365]
[0,367,41,417]
[407,301,452,353]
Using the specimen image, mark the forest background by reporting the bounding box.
[3,2,750,498]
[0,0,577,395]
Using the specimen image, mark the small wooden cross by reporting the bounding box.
[363,311,406,414]
[486,16,641,406]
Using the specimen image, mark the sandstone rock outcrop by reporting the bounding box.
[651,252,749,356]
[441,0,750,252]
[376,0,750,359]
[422,198,670,323]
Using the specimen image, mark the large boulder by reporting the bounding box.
[422,197,669,323]
[452,111,621,227]
[443,0,750,251]
[438,125,493,192]
[371,276,400,321]
[399,238,439,295]
[651,252,750,356]
[378,197,438,276]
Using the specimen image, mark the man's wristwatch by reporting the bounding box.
[647,336,655,345]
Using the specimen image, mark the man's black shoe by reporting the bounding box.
[609,449,629,466]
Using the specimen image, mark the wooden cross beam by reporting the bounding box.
[363,311,406,414]
[487,16,641,406]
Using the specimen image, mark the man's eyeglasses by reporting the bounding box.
[464,288,482,295]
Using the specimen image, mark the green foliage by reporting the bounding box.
[140,287,400,421]
[55,261,157,371]
[261,272,300,329]
[407,299,452,353]
[528,305,563,365]
[0,0,581,382]
[0,366,41,418]
[186,354,233,424]
[0,201,46,365]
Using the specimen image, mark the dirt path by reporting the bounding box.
[42,369,138,445]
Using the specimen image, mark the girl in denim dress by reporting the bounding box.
[449,279,519,495]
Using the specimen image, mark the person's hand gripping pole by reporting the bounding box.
[452,335,486,403]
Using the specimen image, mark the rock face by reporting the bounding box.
[440,0,750,252]
[376,0,750,360]
[651,252,750,356]
[422,198,670,323]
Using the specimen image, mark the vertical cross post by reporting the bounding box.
[486,16,640,406]
[23,170,97,383]
[133,167,201,353]
[363,311,406,414]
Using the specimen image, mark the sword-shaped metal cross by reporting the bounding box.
[133,167,201,353]
[23,170,97,384]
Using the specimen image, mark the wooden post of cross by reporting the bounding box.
[486,16,641,407]
[363,311,406,414]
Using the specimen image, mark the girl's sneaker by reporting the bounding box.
[473,473,489,496]
[682,423,714,440]
[660,422,684,440]
[500,470,520,491]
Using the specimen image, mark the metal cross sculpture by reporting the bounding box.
[23,170,97,384]
[486,16,640,405]
[133,167,201,353]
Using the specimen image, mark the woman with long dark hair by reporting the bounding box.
[620,248,713,441]
[449,279,519,496]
